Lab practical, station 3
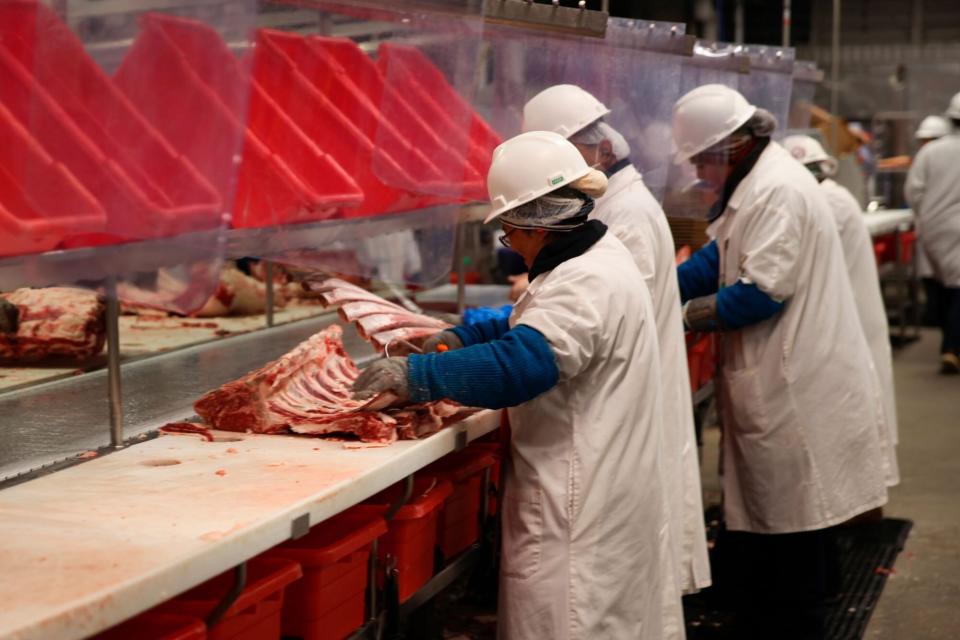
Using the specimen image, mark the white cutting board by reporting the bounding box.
[0,409,500,640]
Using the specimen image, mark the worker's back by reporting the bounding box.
[906,133,960,287]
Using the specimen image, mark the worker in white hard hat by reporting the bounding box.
[906,93,960,373]
[521,84,711,604]
[915,114,952,147]
[673,84,889,639]
[354,131,683,639]
[913,115,952,325]
[784,134,900,488]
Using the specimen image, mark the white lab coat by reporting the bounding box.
[707,143,888,534]
[502,233,682,640]
[593,164,712,594]
[820,178,900,482]
[906,133,960,287]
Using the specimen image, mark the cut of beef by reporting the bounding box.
[0,287,106,362]
[193,324,464,443]
[305,278,452,354]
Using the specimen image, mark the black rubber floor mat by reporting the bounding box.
[684,517,913,640]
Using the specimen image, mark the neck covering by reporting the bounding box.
[707,137,771,222]
[528,220,607,281]
[605,157,632,178]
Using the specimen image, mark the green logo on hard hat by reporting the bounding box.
[550,175,564,186]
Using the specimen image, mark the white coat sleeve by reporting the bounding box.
[515,272,602,382]
[737,188,805,301]
[905,150,927,210]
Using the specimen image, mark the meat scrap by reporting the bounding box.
[0,287,106,362]
[306,278,453,354]
[193,324,469,444]
[159,422,214,441]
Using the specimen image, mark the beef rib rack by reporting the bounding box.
[194,324,466,443]
[0,287,106,362]
[302,278,451,353]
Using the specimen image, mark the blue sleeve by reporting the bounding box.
[716,280,784,330]
[450,316,511,346]
[677,241,720,302]
[407,324,559,409]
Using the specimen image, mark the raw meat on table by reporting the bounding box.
[0,287,106,362]
[194,325,468,443]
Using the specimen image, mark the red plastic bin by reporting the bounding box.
[263,31,449,195]
[376,43,501,181]
[0,100,105,256]
[263,508,386,640]
[252,31,435,217]
[91,612,206,640]
[0,1,222,242]
[157,557,302,640]
[128,15,361,228]
[685,333,715,392]
[353,477,453,603]
[468,441,504,517]
[426,447,498,558]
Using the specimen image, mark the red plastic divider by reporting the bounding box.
[353,477,453,602]
[685,333,715,392]
[253,30,436,217]
[0,0,222,243]
[91,612,206,640]
[376,43,501,185]
[158,557,302,640]
[128,15,362,228]
[0,100,105,256]
[426,447,497,559]
[265,508,386,640]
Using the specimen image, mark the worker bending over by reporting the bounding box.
[674,85,889,639]
[354,131,683,640]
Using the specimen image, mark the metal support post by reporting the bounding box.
[104,277,123,449]
[454,221,466,318]
[206,563,247,627]
[830,0,841,152]
[264,261,275,328]
[782,0,791,47]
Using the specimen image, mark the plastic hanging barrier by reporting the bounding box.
[662,41,751,225]
[789,60,823,131]
[483,19,690,202]
[235,1,486,289]
[734,44,796,140]
[0,0,257,316]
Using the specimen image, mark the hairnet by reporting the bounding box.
[499,169,608,230]
[743,108,778,138]
[569,121,631,161]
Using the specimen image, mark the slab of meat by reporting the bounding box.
[0,287,106,362]
[193,324,470,443]
[306,278,452,353]
[194,266,287,317]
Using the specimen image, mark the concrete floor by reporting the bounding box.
[866,329,960,639]
[699,329,960,638]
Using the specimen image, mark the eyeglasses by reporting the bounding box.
[498,226,519,249]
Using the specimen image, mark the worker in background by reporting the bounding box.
[521,84,711,600]
[673,85,889,639]
[911,116,953,330]
[906,94,960,374]
[354,131,683,639]
[784,134,900,489]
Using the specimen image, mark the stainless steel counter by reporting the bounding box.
[0,312,374,483]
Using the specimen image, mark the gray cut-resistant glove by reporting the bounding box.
[682,294,719,332]
[0,299,18,334]
[421,330,463,353]
[352,357,410,402]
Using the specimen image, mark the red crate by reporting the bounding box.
[310,36,486,201]
[130,15,361,228]
[0,0,221,243]
[264,508,386,640]
[426,448,497,558]
[252,30,434,217]
[686,333,715,392]
[0,100,105,256]
[91,612,205,640]
[158,557,302,640]
[376,43,501,181]
[353,477,453,603]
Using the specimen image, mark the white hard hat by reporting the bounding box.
[485,130,592,224]
[672,84,757,164]
[916,115,951,140]
[946,92,960,120]
[522,84,611,139]
[783,135,830,164]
